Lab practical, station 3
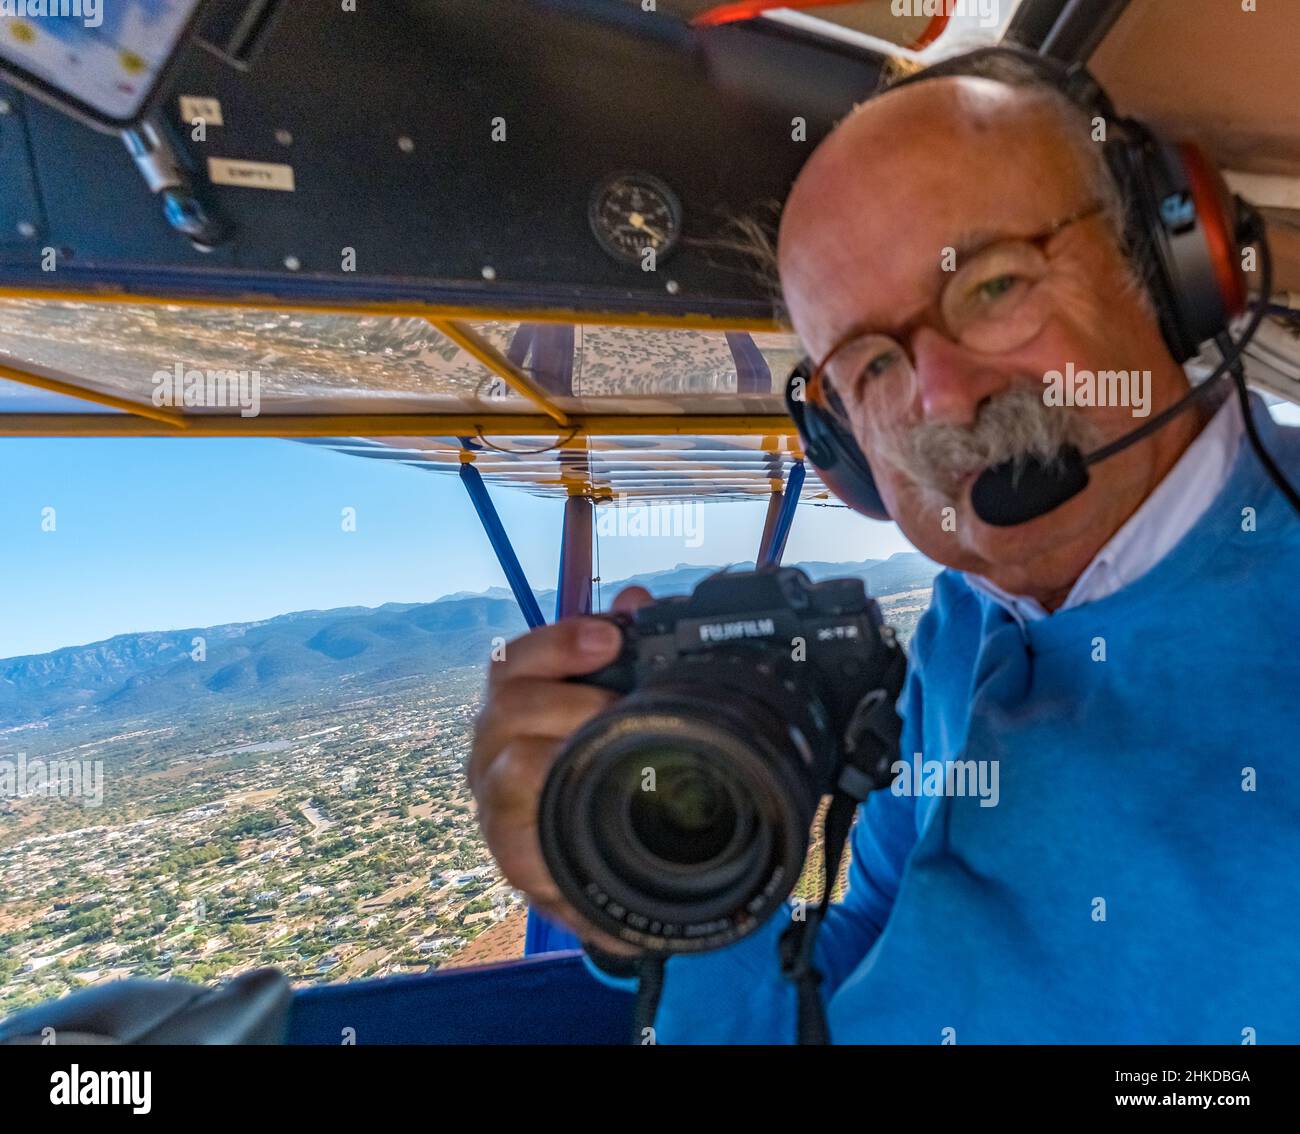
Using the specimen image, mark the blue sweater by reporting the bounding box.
[585,397,1300,1043]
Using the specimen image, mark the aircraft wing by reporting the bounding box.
[0,299,825,503]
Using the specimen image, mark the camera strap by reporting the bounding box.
[778,647,907,1045]
[633,954,668,1043]
[777,788,858,1044]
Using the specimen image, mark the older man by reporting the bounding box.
[468,50,1300,1043]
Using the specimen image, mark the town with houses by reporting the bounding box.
[0,665,528,1015]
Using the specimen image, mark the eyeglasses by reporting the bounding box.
[808,202,1107,418]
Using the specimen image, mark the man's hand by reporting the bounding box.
[468,587,651,957]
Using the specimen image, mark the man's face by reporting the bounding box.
[778,77,1187,595]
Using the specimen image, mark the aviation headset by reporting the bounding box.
[784,44,1255,521]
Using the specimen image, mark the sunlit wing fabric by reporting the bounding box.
[479,323,802,413]
[0,301,535,414]
[0,375,114,413]
[307,435,829,505]
[0,298,825,503]
[0,301,801,415]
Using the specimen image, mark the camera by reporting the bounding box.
[538,566,905,955]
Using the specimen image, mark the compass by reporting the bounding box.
[588,172,683,266]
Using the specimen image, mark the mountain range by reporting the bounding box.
[0,554,938,733]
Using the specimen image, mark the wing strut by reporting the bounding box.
[458,456,546,628]
[758,458,805,567]
[556,495,594,620]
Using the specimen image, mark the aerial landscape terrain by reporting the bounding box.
[0,553,938,1015]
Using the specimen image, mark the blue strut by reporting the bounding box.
[758,459,804,567]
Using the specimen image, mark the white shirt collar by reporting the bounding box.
[965,390,1244,624]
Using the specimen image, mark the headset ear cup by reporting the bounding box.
[1178,142,1247,321]
[785,362,891,520]
[1107,132,1192,360]
[1114,126,1244,361]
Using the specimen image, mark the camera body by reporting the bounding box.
[583,567,895,738]
[539,566,903,954]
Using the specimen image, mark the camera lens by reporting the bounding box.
[590,741,763,909]
[539,667,833,953]
[625,751,739,866]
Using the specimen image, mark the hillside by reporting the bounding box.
[0,553,938,732]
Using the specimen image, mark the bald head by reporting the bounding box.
[779,75,1118,359]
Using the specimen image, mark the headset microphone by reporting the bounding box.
[970,370,1229,526]
[969,448,1088,528]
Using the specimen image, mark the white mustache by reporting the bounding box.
[887,385,1101,503]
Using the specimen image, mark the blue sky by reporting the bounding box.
[0,438,914,659]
